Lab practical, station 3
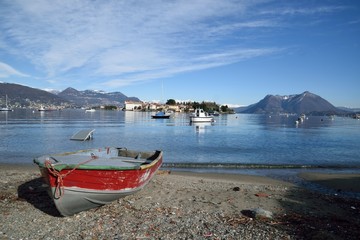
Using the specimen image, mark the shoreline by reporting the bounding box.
[1,164,360,239]
[299,172,360,193]
[1,162,360,194]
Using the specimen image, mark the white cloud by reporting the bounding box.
[259,5,347,16]
[0,0,348,90]
[0,62,29,78]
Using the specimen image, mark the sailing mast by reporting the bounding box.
[0,94,13,111]
[161,80,164,104]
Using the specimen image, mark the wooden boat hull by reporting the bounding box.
[34,147,163,216]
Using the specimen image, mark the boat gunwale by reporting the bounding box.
[33,148,163,171]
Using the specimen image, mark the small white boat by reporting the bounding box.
[85,109,96,112]
[295,113,306,124]
[190,108,214,123]
[152,111,172,119]
[0,95,13,112]
[38,106,56,111]
[209,111,220,116]
[0,107,13,112]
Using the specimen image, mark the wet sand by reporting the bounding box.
[299,172,360,193]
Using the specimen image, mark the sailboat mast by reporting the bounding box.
[161,80,164,104]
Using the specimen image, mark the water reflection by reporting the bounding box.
[0,110,359,167]
[0,111,9,124]
[252,114,336,129]
[191,122,213,134]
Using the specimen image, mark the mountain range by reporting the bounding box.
[0,83,355,114]
[0,82,68,107]
[58,87,140,107]
[0,83,140,108]
[235,91,346,115]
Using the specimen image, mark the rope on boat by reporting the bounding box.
[44,154,99,199]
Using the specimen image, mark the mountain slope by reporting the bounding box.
[243,95,284,114]
[0,82,69,107]
[0,83,141,108]
[283,92,338,114]
[58,87,140,107]
[238,91,342,114]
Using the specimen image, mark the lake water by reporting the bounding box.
[1,109,360,172]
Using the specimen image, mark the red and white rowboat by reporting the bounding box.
[33,147,163,216]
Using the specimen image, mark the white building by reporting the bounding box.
[123,101,143,111]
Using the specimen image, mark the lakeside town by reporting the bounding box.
[122,100,234,114]
[0,83,234,114]
[0,97,235,114]
[0,83,359,117]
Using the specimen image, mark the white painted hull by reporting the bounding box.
[190,117,213,122]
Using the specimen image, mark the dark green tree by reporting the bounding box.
[166,99,176,105]
[221,105,229,112]
[104,105,117,110]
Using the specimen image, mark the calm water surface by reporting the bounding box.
[1,109,360,171]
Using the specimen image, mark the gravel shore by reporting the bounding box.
[1,164,360,239]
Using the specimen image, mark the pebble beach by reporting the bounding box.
[1,164,360,240]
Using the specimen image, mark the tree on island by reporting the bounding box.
[103,105,118,110]
[164,99,234,113]
[191,101,219,112]
[221,105,230,112]
[166,99,176,105]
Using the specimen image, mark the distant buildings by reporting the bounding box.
[124,101,188,112]
[123,101,143,111]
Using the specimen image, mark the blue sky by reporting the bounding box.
[0,0,359,108]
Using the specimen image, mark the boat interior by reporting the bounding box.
[34,147,162,169]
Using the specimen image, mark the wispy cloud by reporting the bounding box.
[0,0,350,90]
[259,5,348,16]
[0,61,29,78]
[100,47,283,88]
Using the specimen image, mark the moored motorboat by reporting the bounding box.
[189,108,214,123]
[33,147,163,216]
[38,106,56,111]
[209,111,220,116]
[0,107,13,112]
[0,95,13,111]
[151,111,172,119]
